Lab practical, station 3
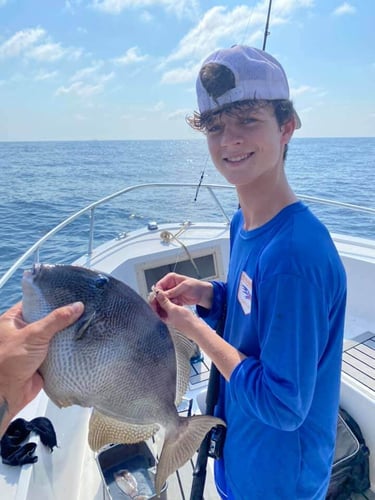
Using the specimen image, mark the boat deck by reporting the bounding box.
[168,456,218,500]
[343,332,375,393]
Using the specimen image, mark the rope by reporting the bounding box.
[159,224,202,279]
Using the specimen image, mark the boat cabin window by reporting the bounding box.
[144,254,216,292]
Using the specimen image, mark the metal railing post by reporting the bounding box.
[88,208,95,257]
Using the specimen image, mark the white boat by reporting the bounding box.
[0,182,374,500]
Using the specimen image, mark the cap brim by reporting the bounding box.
[294,111,302,129]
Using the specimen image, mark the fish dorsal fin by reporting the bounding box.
[88,409,159,451]
[169,328,197,406]
[75,311,96,340]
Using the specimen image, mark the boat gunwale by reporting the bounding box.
[1,182,374,290]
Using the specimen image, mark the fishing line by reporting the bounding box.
[239,2,256,46]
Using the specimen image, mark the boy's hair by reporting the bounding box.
[186,99,296,133]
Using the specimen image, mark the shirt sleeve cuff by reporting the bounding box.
[196,281,226,329]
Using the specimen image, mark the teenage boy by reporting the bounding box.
[150,45,346,499]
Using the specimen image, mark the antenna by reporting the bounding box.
[262,0,273,50]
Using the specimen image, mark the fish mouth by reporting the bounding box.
[23,263,55,282]
[224,152,254,163]
[23,263,42,283]
[22,263,53,290]
[22,264,48,323]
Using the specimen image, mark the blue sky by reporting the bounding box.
[0,0,374,141]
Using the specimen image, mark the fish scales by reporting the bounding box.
[21,263,225,494]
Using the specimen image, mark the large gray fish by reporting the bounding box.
[22,263,224,494]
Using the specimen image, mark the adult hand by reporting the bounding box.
[0,301,84,436]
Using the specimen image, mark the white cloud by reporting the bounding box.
[162,6,253,65]
[91,0,198,18]
[31,44,82,62]
[56,72,114,97]
[27,42,67,62]
[332,2,356,16]
[92,0,130,13]
[0,27,82,63]
[0,28,46,58]
[156,2,326,97]
[113,46,147,65]
[35,70,58,81]
[71,62,103,81]
[272,0,314,10]
[56,81,101,97]
[158,5,266,85]
[161,65,198,85]
[159,0,316,86]
[290,84,318,97]
[167,0,198,18]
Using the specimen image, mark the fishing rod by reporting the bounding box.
[262,0,273,50]
[190,309,226,500]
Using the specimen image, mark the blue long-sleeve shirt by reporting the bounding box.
[197,202,347,499]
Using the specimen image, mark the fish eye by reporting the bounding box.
[95,275,109,288]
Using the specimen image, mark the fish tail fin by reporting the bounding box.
[155,415,225,495]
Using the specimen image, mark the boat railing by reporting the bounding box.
[1,182,374,291]
[0,183,232,289]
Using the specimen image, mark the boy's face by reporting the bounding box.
[205,102,294,189]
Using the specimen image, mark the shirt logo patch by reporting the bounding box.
[238,271,252,315]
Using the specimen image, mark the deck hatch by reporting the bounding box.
[143,253,216,292]
[342,333,375,392]
[189,358,210,386]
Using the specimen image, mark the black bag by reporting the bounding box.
[326,407,370,499]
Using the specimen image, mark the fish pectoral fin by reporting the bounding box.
[170,328,198,405]
[88,410,160,451]
[74,311,96,340]
[155,415,225,495]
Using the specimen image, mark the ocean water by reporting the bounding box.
[0,137,374,312]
